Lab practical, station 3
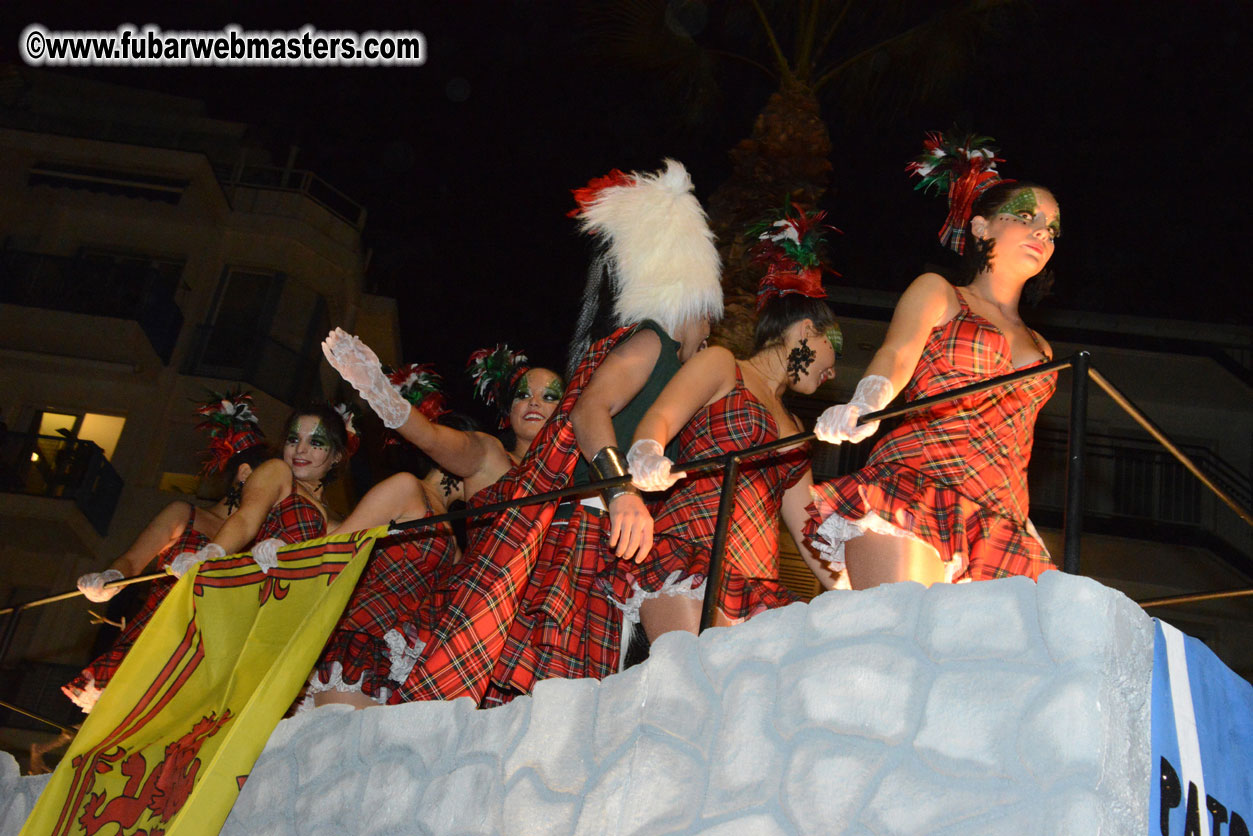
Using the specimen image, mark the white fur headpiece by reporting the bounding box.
[572,159,723,336]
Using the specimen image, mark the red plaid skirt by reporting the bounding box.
[598,370,811,620]
[487,506,621,704]
[62,505,207,711]
[311,522,459,699]
[806,289,1057,581]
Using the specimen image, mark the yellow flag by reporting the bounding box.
[22,526,388,836]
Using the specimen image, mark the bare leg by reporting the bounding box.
[639,592,735,641]
[639,594,701,641]
[312,689,379,710]
[330,472,430,535]
[844,531,947,590]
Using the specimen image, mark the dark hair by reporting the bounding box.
[282,404,349,484]
[224,444,270,484]
[752,294,837,354]
[954,181,1058,306]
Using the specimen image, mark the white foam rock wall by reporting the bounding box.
[2,572,1153,835]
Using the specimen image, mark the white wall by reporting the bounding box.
[1,572,1154,835]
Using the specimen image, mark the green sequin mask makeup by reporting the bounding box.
[310,421,330,448]
[824,325,843,359]
[996,189,1061,239]
[544,377,564,400]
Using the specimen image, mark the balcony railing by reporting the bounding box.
[0,432,122,536]
[0,249,183,363]
[217,164,367,232]
[181,323,322,406]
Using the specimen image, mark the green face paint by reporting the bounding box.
[543,376,564,402]
[824,324,843,359]
[512,381,531,401]
[996,189,1039,217]
[996,188,1062,240]
[310,420,330,449]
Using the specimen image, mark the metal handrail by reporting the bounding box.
[4,352,1252,634]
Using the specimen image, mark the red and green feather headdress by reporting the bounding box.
[906,129,1011,254]
[467,344,530,428]
[747,202,840,312]
[195,388,265,475]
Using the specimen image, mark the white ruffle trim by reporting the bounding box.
[383,627,425,685]
[64,676,103,714]
[294,627,426,714]
[813,511,963,583]
[610,570,706,625]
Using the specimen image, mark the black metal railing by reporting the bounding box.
[0,432,122,535]
[3,351,1253,731]
[0,249,183,363]
[181,323,323,405]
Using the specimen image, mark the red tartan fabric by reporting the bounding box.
[487,506,623,703]
[389,325,640,705]
[256,492,327,545]
[62,505,207,709]
[598,368,810,620]
[311,521,459,698]
[807,289,1058,581]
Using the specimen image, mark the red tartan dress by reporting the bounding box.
[256,490,327,545]
[598,368,811,622]
[305,514,459,705]
[61,504,207,713]
[388,322,667,706]
[487,321,683,704]
[806,289,1058,582]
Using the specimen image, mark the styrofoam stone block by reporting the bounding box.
[692,812,788,836]
[917,576,1045,663]
[777,637,931,745]
[698,602,807,689]
[504,676,596,794]
[592,663,646,761]
[861,761,1023,836]
[913,667,1045,776]
[1017,669,1104,785]
[640,631,718,753]
[416,761,502,836]
[573,732,705,836]
[357,759,430,833]
[292,770,364,828]
[704,665,783,817]
[805,582,924,643]
[502,770,579,836]
[781,733,890,836]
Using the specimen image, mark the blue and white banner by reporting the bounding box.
[1151,620,1253,836]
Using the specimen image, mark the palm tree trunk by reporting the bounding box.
[707,78,832,356]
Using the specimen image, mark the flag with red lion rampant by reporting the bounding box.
[21,526,387,836]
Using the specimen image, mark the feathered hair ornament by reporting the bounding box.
[747,202,840,312]
[333,402,361,457]
[195,388,265,475]
[388,363,450,422]
[467,344,530,428]
[906,130,1010,254]
[567,159,723,368]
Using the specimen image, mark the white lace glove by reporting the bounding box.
[627,439,684,492]
[77,569,125,603]
[167,543,225,579]
[815,375,895,444]
[321,328,411,429]
[251,538,284,574]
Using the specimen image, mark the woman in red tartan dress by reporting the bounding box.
[612,267,843,638]
[809,178,1061,588]
[63,392,268,713]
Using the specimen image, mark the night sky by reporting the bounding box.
[4,1,1250,409]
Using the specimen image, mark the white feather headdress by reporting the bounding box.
[570,159,723,338]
